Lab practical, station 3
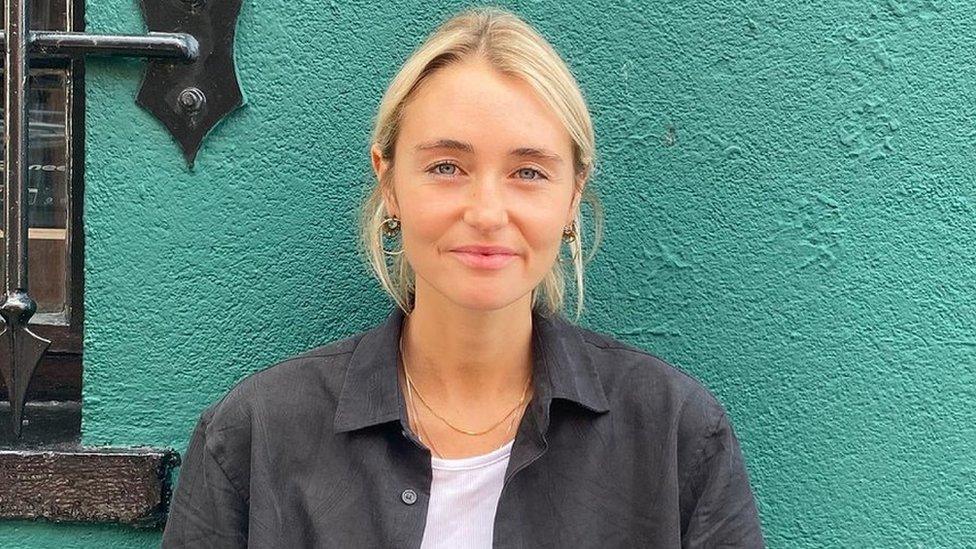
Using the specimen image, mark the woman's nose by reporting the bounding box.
[462,176,509,233]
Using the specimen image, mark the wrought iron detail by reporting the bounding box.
[0,30,200,59]
[0,293,50,439]
[1,0,50,440]
[136,0,245,168]
[0,1,244,170]
[1,0,244,437]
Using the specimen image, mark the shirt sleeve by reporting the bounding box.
[682,409,765,548]
[161,404,249,548]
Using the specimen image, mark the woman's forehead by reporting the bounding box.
[398,61,572,158]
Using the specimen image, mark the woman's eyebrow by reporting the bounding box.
[415,139,474,153]
[415,139,564,164]
[509,146,564,164]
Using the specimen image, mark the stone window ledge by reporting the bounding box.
[0,401,180,527]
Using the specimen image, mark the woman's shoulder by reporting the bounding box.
[194,328,372,437]
[573,324,730,429]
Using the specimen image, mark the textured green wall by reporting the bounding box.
[2,0,973,546]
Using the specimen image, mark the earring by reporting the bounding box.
[557,221,579,264]
[381,215,404,256]
[562,221,577,244]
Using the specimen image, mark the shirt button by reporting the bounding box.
[401,489,417,505]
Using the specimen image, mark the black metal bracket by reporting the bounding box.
[136,0,245,168]
[0,0,244,439]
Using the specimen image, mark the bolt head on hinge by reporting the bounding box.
[178,87,206,115]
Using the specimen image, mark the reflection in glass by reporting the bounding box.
[0,69,71,318]
[0,0,69,31]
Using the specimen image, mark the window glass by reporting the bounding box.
[0,0,69,31]
[0,69,71,319]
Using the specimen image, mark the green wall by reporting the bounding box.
[2,0,973,546]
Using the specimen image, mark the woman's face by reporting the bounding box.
[371,57,582,313]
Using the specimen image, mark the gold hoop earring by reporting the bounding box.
[562,221,577,244]
[557,221,579,264]
[381,215,404,256]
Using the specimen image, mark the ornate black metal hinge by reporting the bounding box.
[0,0,244,439]
[136,0,245,168]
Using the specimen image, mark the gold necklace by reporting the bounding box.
[404,368,444,458]
[404,361,527,459]
[398,332,532,437]
[401,345,525,459]
[406,376,525,459]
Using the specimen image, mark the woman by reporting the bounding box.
[162,6,764,548]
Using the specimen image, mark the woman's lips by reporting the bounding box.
[449,250,517,270]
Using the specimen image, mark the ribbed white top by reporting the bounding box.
[421,439,515,548]
[430,438,515,470]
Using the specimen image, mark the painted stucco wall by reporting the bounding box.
[2,0,973,546]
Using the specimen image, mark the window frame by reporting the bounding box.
[0,0,84,408]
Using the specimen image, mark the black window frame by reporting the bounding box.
[0,0,84,447]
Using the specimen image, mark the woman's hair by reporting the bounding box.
[358,6,604,321]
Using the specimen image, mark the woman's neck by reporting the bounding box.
[400,291,534,414]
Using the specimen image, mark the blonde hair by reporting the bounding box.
[357,6,604,321]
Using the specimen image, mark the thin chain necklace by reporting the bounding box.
[398,331,532,437]
[404,367,445,458]
[403,363,527,459]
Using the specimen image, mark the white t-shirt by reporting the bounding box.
[420,439,515,548]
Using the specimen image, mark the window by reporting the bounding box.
[0,0,219,526]
[0,0,84,446]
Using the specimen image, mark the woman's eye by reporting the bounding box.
[516,167,547,181]
[430,162,460,176]
[427,163,547,181]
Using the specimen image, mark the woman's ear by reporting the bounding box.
[566,176,585,225]
[371,143,399,217]
[370,143,387,183]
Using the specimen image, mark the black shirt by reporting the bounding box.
[161,306,765,548]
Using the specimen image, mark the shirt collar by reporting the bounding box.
[333,305,610,435]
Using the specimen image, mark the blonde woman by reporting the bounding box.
[163,6,763,548]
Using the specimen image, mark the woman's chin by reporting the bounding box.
[446,288,528,313]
